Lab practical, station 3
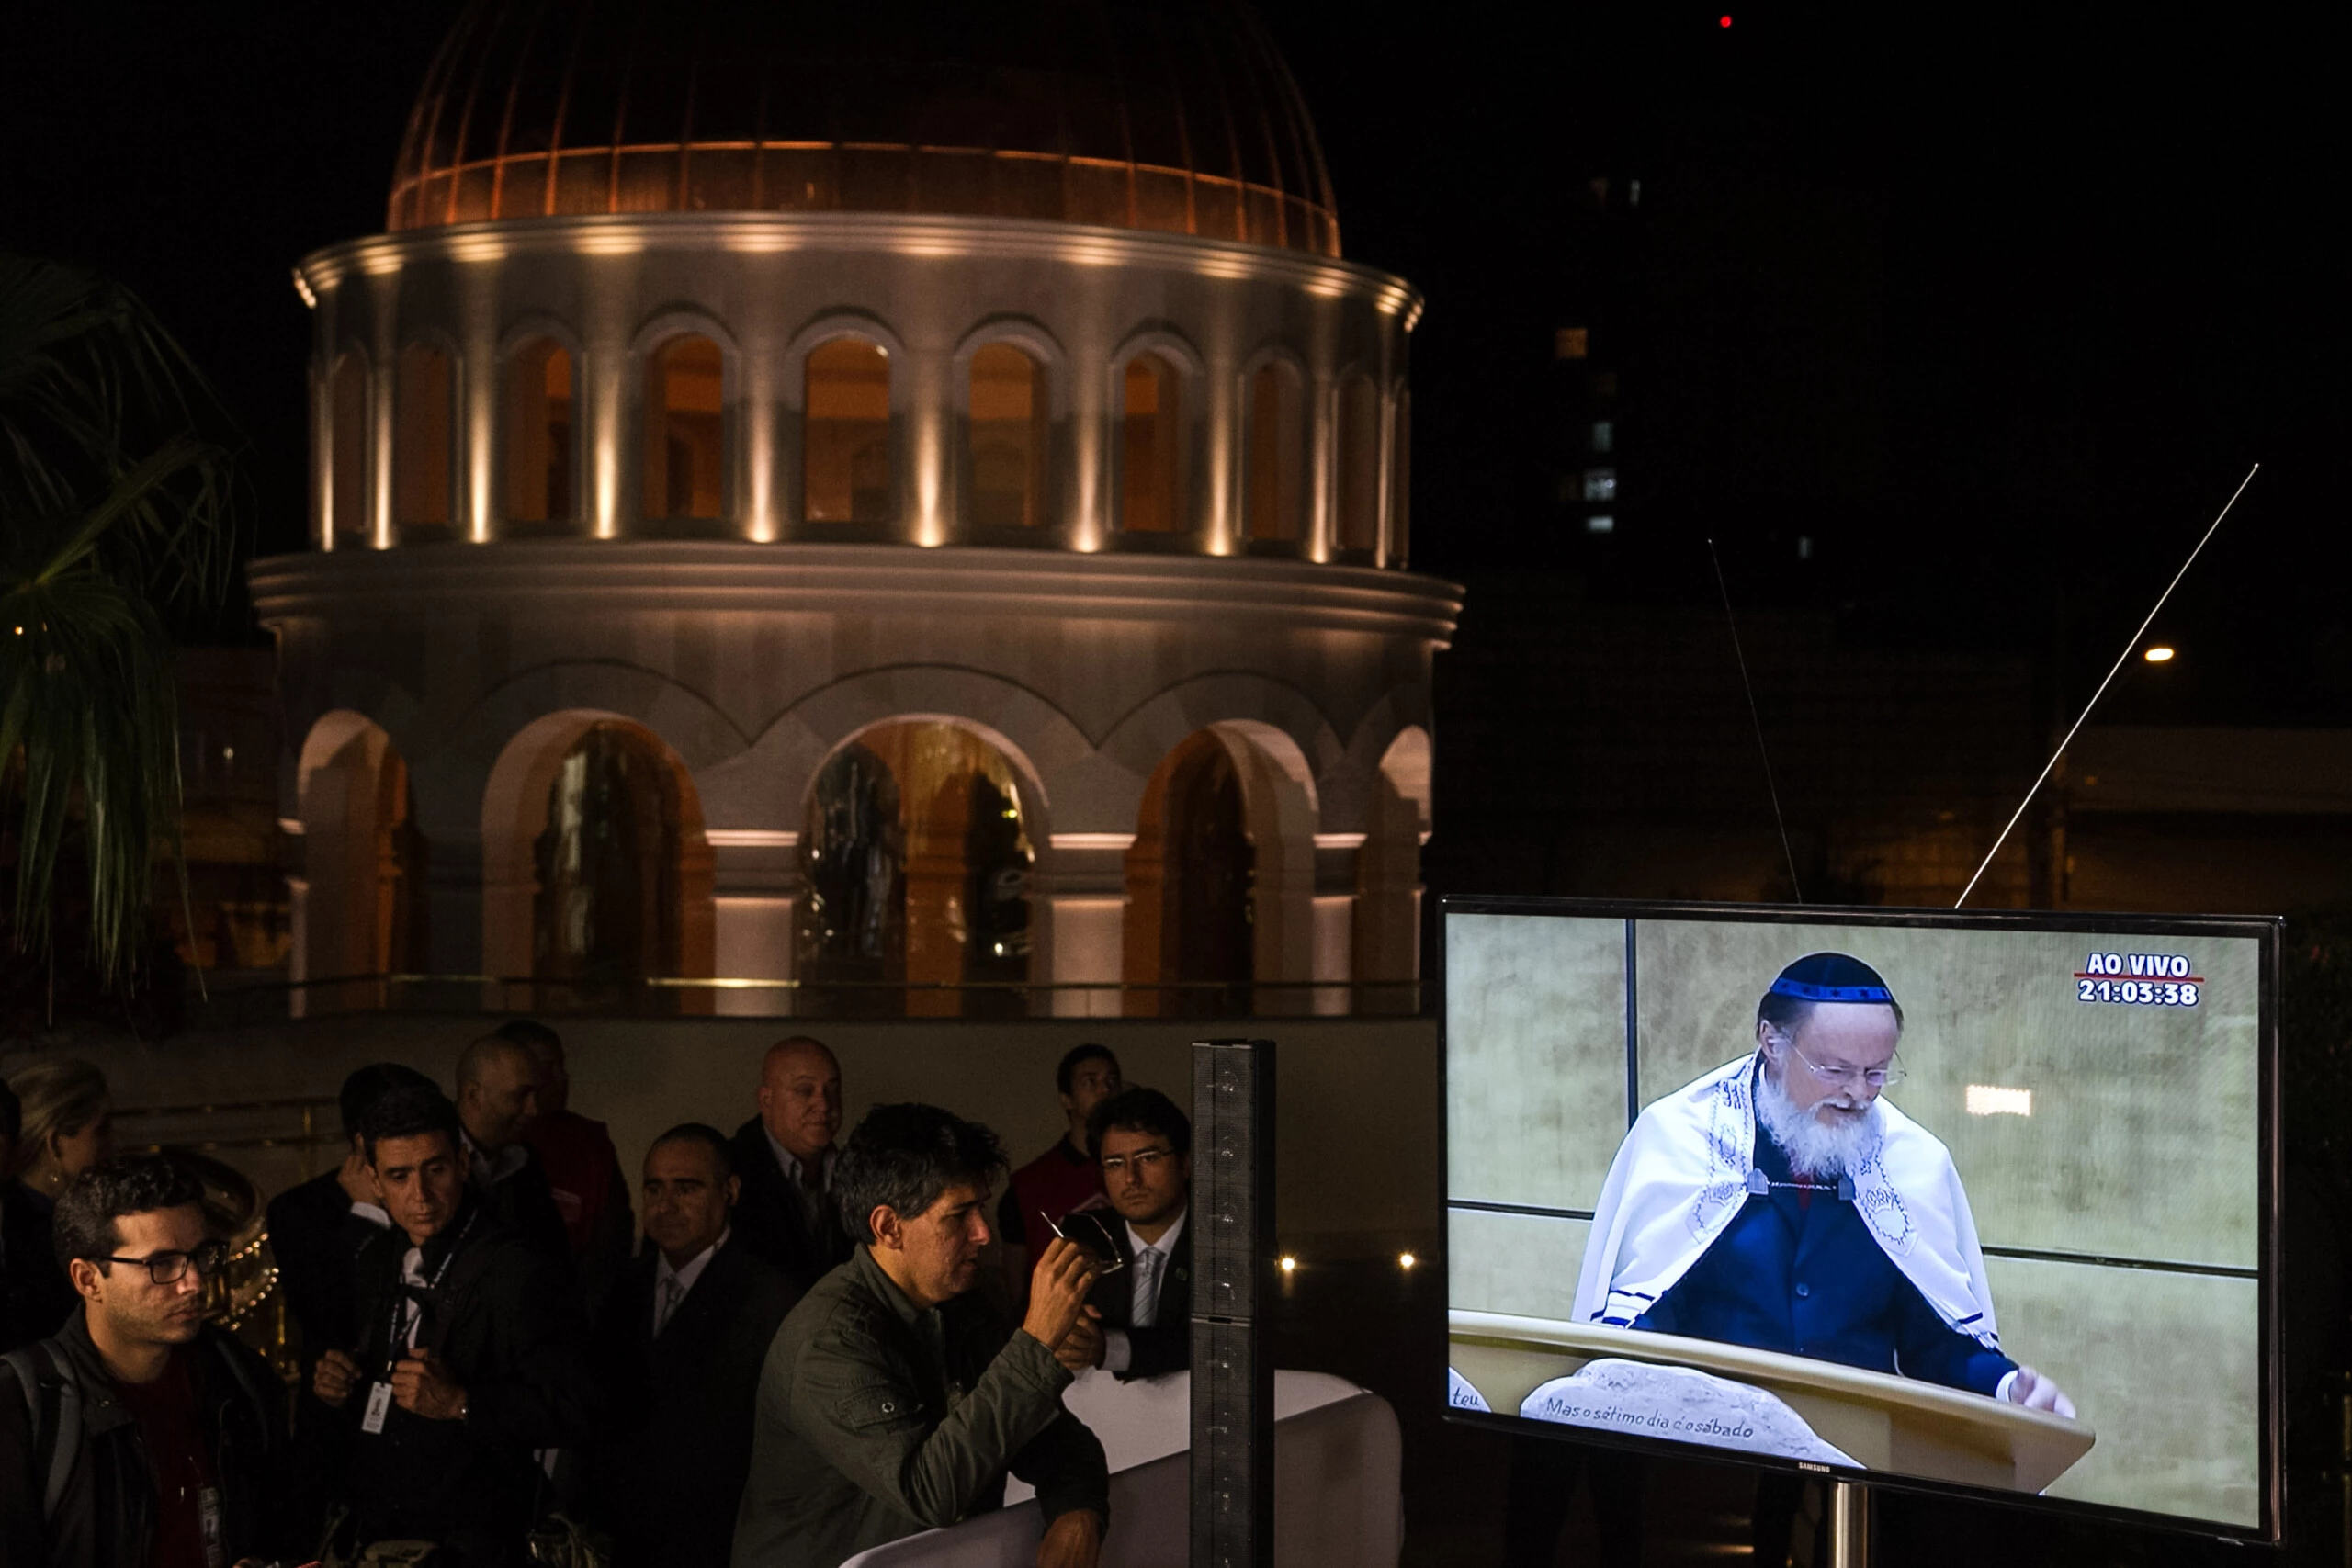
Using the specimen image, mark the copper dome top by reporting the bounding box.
[390,0,1341,257]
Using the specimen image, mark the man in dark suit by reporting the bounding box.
[729,1035,854,1292]
[267,1062,438,1391]
[586,1123,797,1568]
[310,1086,600,1565]
[1055,1087,1192,1382]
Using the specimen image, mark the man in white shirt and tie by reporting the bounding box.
[586,1123,797,1568]
[1053,1089,1192,1382]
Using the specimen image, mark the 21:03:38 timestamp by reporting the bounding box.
[2076,979,2200,1007]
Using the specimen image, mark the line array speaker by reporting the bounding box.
[1190,1037,1276,1568]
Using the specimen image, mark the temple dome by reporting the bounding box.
[389,0,1342,256]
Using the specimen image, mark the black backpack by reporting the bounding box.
[1,1340,84,1521]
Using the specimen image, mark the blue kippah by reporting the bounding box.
[1768,976,1894,1004]
[1768,951,1895,1005]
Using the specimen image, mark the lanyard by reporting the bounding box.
[382,1208,476,1371]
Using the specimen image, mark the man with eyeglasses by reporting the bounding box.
[1573,952,2075,1414]
[1052,1088,1191,1382]
[0,1154,292,1566]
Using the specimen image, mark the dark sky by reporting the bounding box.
[3,4,2341,717]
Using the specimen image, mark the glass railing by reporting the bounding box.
[183,971,1429,1029]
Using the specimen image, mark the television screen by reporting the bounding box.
[1442,898,2278,1538]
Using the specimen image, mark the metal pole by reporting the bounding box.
[1826,1480,1872,1568]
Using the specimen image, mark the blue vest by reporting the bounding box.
[1634,1124,2013,1396]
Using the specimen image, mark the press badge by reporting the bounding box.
[199,1483,224,1568]
[362,1380,394,1434]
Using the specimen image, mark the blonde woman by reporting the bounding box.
[7,1058,115,1195]
[3,1058,115,1348]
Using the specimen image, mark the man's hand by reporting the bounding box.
[313,1348,362,1408]
[1021,1237,1099,1352]
[390,1347,469,1421]
[1054,1305,1105,1372]
[2007,1365,2076,1418]
[336,1145,380,1206]
[1036,1508,1103,1568]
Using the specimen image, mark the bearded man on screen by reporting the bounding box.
[1574,952,2075,1416]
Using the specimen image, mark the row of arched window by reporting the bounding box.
[323,331,1408,555]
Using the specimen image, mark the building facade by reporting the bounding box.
[255,0,1457,1016]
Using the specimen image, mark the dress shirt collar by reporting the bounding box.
[1125,1204,1187,1261]
[763,1127,834,1190]
[654,1226,729,1302]
[460,1126,527,1188]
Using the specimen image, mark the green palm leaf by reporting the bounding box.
[0,252,245,991]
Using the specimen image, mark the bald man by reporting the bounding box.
[454,1032,573,1272]
[728,1037,854,1292]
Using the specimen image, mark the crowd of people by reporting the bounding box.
[0,1030,1198,1568]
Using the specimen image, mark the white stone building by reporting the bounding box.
[255,0,1458,1017]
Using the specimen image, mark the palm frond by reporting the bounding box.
[0,251,244,991]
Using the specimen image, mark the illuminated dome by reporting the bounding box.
[389,0,1342,256]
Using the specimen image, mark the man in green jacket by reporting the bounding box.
[731,1102,1111,1568]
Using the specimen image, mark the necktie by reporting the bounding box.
[654,1274,684,1337]
[796,1160,827,1228]
[1132,1246,1164,1329]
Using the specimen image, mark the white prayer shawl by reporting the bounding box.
[1572,1054,2002,1355]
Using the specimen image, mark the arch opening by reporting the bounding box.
[505,338,575,525]
[481,713,716,1010]
[805,339,891,524]
[643,335,724,522]
[295,713,428,1004]
[796,720,1035,1017]
[968,343,1046,529]
[1118,352,1183,535]
[1244,361,1304,542]
[1124,722,1317,1017]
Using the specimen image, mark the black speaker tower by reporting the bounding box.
[1190,1038,1276,1568]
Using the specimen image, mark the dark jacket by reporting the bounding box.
[728,1119,854,1294]
[1635,1124,2017,1395]
[0,1185,73,1358]
[584,1237,797,1568]
[730,1246,1109,1568]
[266,1168,390,1386]
[1057,1205,1192,1381]
[468,1137,576,1280]
[0,1313,290,1568]
[322,1199,600,1562]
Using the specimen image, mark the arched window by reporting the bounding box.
[534,722,688,987]
[804,339,891,524]
[642,335,724,522]
[797,721,1035,1017]
[1118,353,1182,534]
[504,338,574,525]
[1337,374,1380,553]
[1244,361,1303,542]
[968,344,1046,529]
[329,353,369,547]
[394,342,454,530]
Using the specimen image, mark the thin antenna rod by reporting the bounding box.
[1709,538,1803,903]
[1956,462,2260,908]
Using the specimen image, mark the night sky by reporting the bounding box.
[3,4,2341,722]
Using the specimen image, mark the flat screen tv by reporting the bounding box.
[1442,897,2278,1540]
